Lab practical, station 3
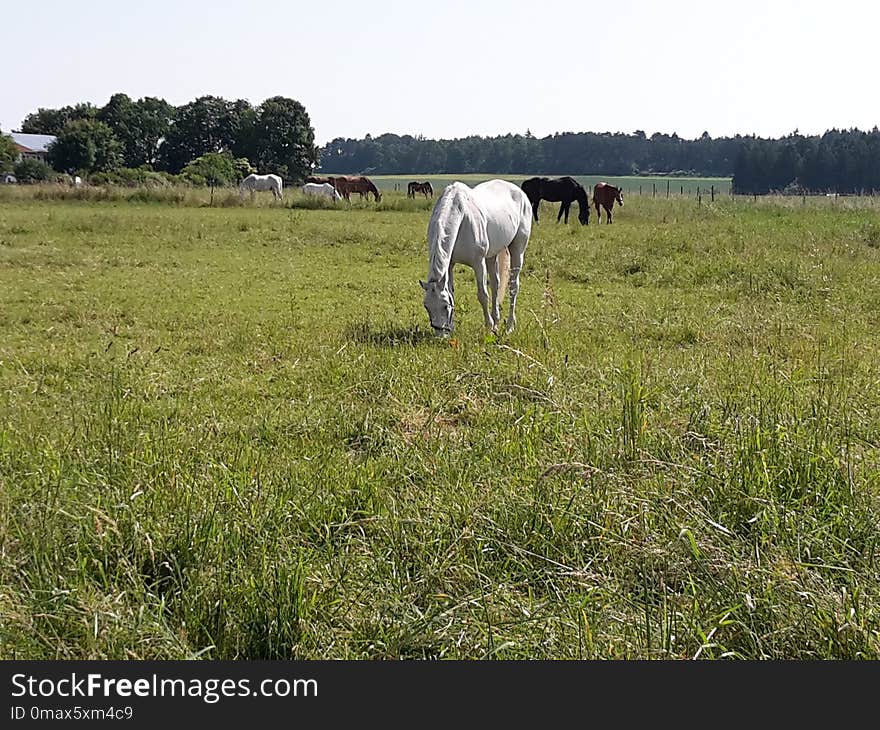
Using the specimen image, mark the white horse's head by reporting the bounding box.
[420,279,454,335]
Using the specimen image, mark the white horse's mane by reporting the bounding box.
[426,183,484,283]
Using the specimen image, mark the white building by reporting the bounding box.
[6,132,57,163]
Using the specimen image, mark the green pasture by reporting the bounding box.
[371,173,732,197]
[1,189,879,659]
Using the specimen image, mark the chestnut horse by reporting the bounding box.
[593,182,624,223]
[520,176,590,225]
[407,181,434,199]
[333,175,382,202]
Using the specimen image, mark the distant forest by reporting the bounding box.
[318,128,880,195]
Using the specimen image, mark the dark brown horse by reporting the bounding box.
[407,181,434,199]
[306,175,335,186]
[520,176,590,225]
[333,175,382,202]
[593,182,624,223]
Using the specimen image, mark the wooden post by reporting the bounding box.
[666,180,670,198]
[697,188,701,204]
[652,182,656,198]
[711,185,715,202]
[639,185,642,196]
[680,185,684,196]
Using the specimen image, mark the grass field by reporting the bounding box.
[371,173,732,196]
[2,189,880,659]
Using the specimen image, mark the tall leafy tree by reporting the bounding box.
[20,104,98,135]
[158,96,253,173]
[250,96,317,182]
[47,119,123,174]
[98,94,175,168]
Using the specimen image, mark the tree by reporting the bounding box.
[250,96,317,182]
[20,103,98,135]
[181,151,237,204]
[98,94,175,168]
[233,157,256,181]
[47,119,123,174]
[0,131,17,173]
[14,157,52,182]
[158,96,254,173]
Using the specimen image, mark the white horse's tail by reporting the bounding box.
[497,246,510,303]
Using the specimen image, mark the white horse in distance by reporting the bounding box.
[239,173,283,201]
[301,182,342,201]
[421,179,532,335]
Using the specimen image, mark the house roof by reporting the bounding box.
[7,132,56,153]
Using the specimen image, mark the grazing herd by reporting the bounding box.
[245,173,624,227]
[305,175,382,202]
[240,172,624,336]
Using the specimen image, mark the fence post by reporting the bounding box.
[652,182,656,198]
[680,185,684,196]
[639,185,642,196]
[710,185,714,202]
[697,188,702,204]
[666,180,670,198]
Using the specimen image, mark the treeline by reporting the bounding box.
[318,130,738,177]
[10,93,318,182]
[319,128,880,194]
[732,129,880,194]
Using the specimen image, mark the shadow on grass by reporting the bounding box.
[344,321,434,347]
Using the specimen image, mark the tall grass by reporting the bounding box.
[1,194,879,658]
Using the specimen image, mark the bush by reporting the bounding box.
[14,158,53,183]
[89,167,173,187]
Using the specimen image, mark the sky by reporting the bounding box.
[3,0,878,145]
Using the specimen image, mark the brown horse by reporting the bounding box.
[333,175,382,202]
[407,181,434,199]
[306,175,335,186]
[593,182,624,223]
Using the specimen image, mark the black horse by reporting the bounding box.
[520,176,590,225]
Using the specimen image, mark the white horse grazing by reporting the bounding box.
[239,173,283,200]
[301,182,342,201]
[421,179,532,335]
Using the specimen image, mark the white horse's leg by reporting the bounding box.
[487,255,501,325]
[505,234,529,334]
[473,258,495,332]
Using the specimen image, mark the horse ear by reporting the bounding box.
[419,280,428,290]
